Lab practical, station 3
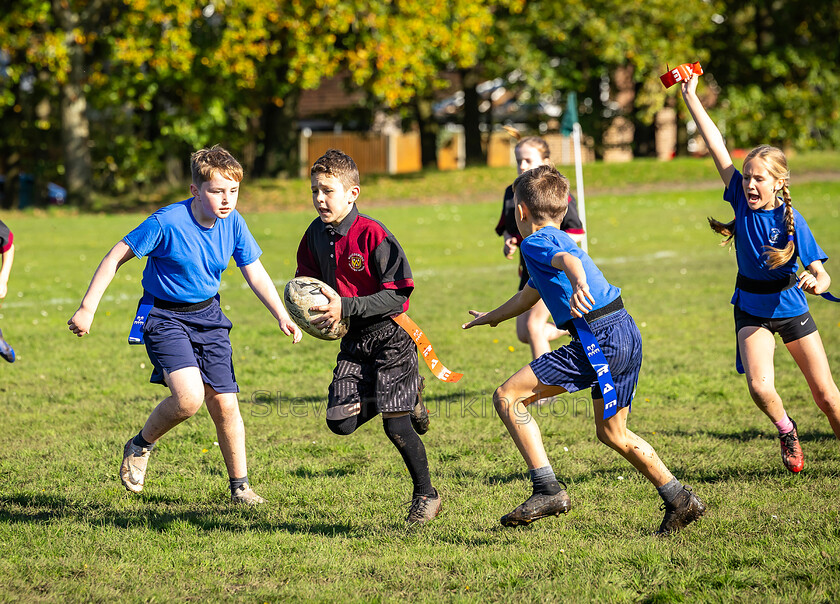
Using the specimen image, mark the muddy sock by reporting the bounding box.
[383,415,435,498]
[530,465,562,496]
[656,477,683,504]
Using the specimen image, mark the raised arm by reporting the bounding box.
[68,241,135,336]
[680,74,735,187]
[240,259,302,343]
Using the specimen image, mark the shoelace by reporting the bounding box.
[407,494,438,519]
[780,431,800,451]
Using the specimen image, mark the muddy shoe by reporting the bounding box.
[407,488,441,525]
[0,328,15,363]
[120,439,152,493]
[779,419,804,473]
[410,376,429,435]
[501,489,572,527]
[655,486,706,536]
[231,484,266,505]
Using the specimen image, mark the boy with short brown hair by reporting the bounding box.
[295,148,440,524]
[68,145,301,504]
[464,164,705,535]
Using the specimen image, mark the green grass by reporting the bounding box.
[2,159,840,602]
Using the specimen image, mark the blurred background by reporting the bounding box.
[1,0,838,208]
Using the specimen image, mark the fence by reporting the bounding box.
[300,130,593,177]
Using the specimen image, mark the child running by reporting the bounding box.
[496,132,585,360]
[295,149,440,525]
[0,219,16,362]
[463,164,705,535]
[681,73,840,472]
[68,145,301,503]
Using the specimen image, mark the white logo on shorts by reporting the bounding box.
[800,317,810,326]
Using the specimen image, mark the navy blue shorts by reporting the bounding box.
[142,299,238,393]
[328,319,420,417]
[530,309,642,409]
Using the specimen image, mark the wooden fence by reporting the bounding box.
[299,130,592,177]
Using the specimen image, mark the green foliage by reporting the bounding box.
[700,0,840,149]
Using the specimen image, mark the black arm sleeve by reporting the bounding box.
[341,288,411,320]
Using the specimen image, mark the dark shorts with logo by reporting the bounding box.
[530,309,642,409]
[328,319,420,416]
[143,299,238,393]
[734,306,818,343]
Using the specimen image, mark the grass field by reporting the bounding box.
[2,159,840,602]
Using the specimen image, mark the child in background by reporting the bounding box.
[681,73,840,473]
[68,145,301,503]
[295,149,441,525]
[464,165,705,535]
[0,219,16,362]
[497,132,585,360]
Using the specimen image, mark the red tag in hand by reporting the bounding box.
[660,62,703,88]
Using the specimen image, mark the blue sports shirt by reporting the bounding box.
[724,170,827,318]
[522,225,621,326]
[123,199,262,303]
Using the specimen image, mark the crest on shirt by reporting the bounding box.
[768,228,781,245]
[348,252,365,272]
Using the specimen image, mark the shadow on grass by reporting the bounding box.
[0,492,355,537]
[698,428,838,443]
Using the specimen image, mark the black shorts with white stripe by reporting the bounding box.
[327,319,420,420]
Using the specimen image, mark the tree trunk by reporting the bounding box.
[602,65,635,163]
[461,69,484,166]
[255,91,301,178]
[414,98,438,169]
[53,5,93,205]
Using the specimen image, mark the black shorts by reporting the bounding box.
[328,319,420,418]
[734,306,818,343]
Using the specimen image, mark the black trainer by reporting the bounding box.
[655,486,706,536]
[410,376,429,435]
[501,485,572,527]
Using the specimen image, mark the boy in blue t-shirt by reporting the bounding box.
[68,145,301,504]
[463,165,705,535]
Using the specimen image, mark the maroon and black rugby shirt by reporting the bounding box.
[295,206,414,332]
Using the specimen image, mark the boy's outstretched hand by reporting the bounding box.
[462,310,499,329]
[68,308,94,337]
[279,318,303,343]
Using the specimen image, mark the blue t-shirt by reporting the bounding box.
[123,199,262,303]
[522,226,621,326]
[724,170,827,318]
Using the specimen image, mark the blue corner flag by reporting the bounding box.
[560,92,579,136]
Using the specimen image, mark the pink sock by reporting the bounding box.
[773,415,794,435]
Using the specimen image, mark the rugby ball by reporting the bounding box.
[283,276,349,340]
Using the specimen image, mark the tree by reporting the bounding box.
[698,0,840,150]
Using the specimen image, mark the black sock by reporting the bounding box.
[230,475,249,495]
[530,465,562,496]
[383,415,435,498]
[132,430,154,449]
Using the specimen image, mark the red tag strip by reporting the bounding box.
[392,313,463,383]
[660,62,703,88]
